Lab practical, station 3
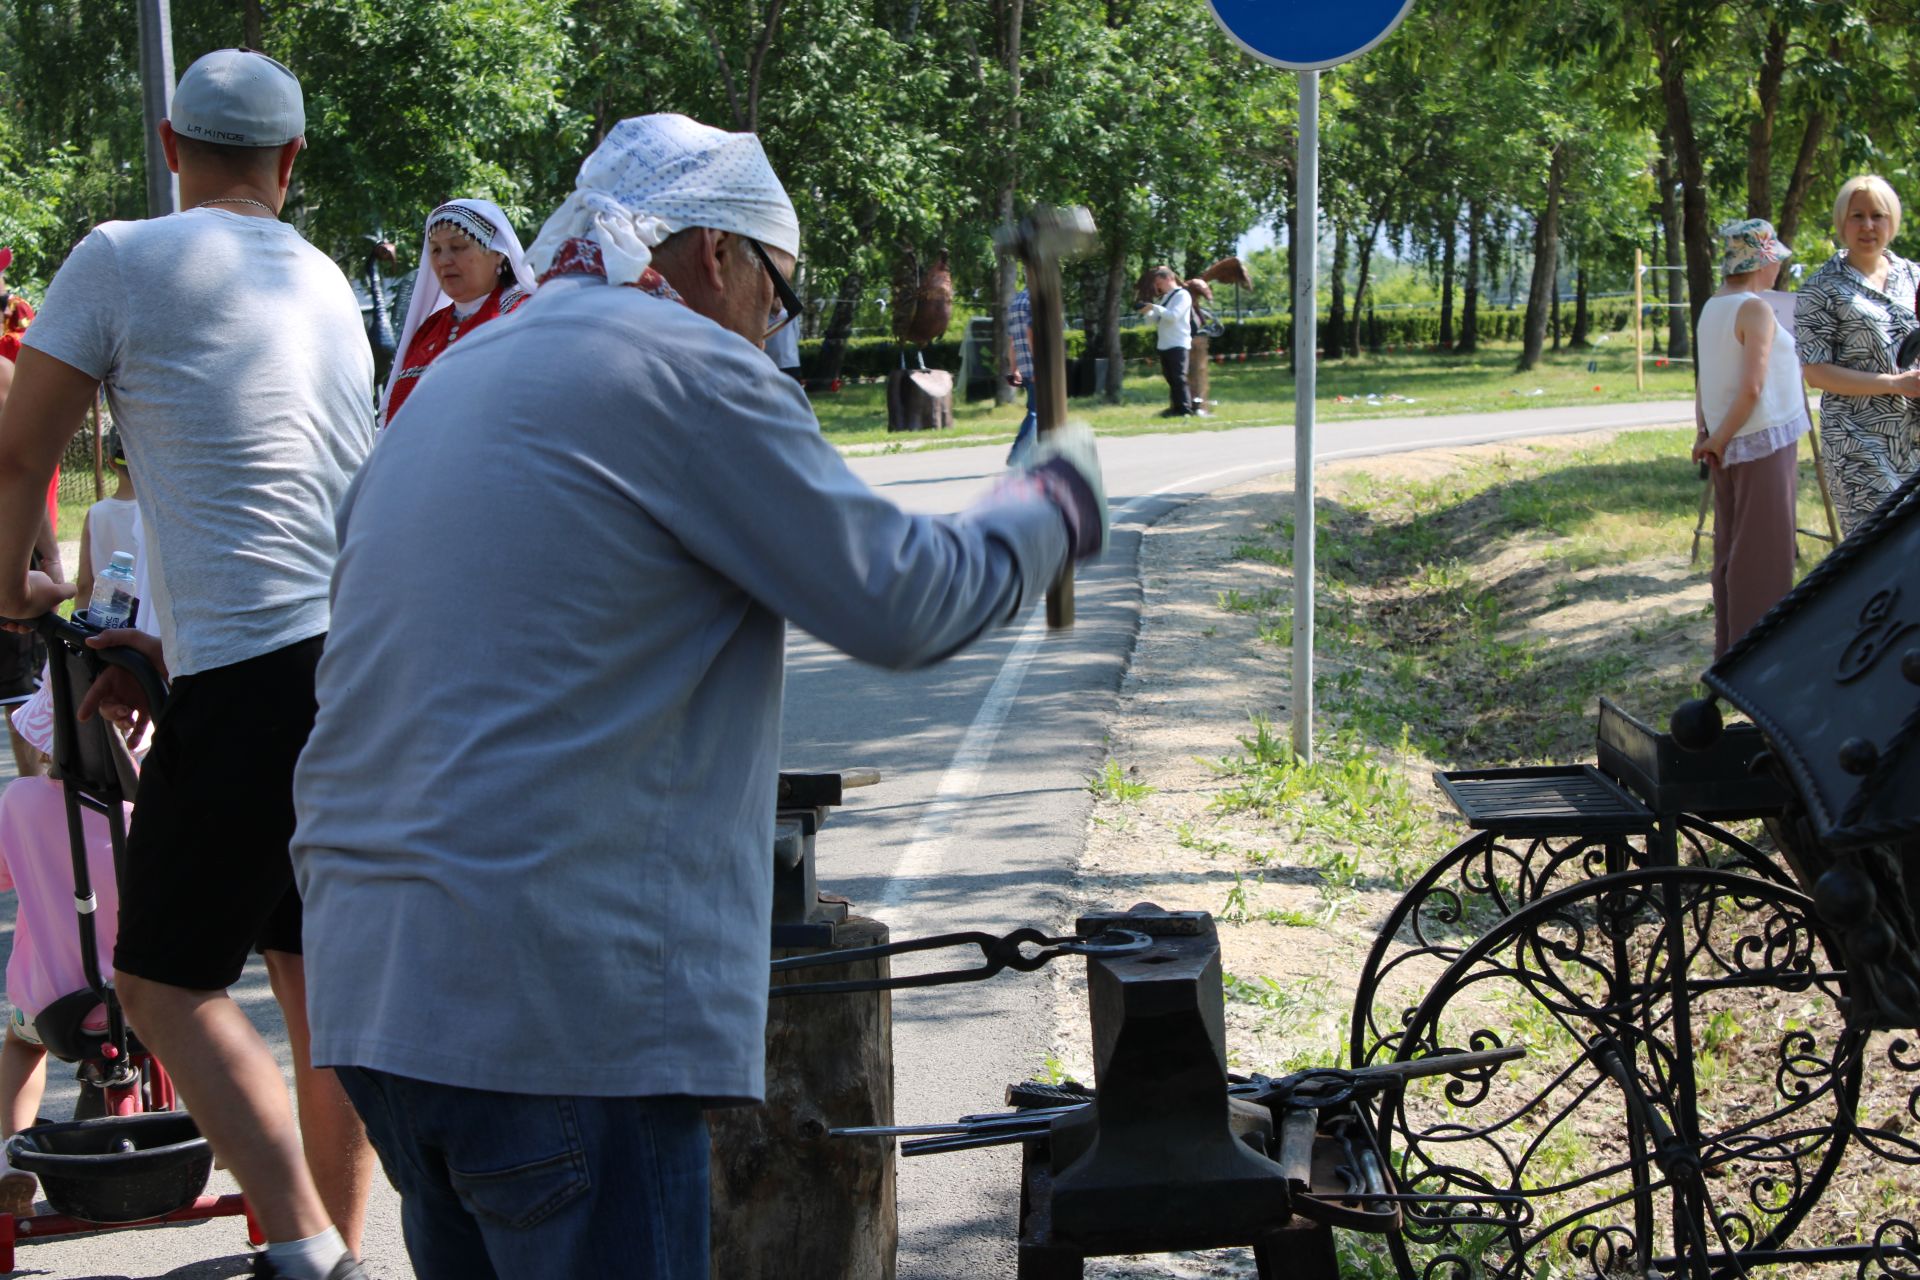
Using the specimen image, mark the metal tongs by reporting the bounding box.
[769,927,1152,998]
[831,1046,1526,1154]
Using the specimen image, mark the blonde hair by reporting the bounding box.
[1833,175,1903,243]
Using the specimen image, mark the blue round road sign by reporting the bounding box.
[1206,0,1416,70]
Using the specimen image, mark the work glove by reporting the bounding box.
[1023,421,1108,561]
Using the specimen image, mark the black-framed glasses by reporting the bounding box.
[747,237,803,339]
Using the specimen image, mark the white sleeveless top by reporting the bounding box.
[85,496,139,576]
[1698,292,1809,462]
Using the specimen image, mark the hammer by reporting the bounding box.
[995,205,1098,627]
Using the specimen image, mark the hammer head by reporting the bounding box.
[995,205,1098,263]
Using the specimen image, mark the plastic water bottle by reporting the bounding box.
[87,551,137,630]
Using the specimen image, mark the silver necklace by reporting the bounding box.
[197,197,275,215]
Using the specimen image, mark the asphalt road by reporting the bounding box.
[0,399,1692,1278]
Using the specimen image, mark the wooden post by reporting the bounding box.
[710,915,896,1279]
[1633,247,1645,392]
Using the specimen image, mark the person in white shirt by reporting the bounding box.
[1138,264,1194,417]
[0,49,374,1280]
[1692,218,1810,657]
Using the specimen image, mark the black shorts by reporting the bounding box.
[0,627,44,704]
[113,635,325,991]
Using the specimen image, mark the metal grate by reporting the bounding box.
[1434,764,1656,837]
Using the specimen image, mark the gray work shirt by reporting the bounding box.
[291,278,1069,1101]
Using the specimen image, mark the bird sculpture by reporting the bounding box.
[892,248,955,365]
[1199,255,1253,290]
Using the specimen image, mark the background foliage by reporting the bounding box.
[2,0,1917,390]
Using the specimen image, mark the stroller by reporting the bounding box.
[0,612,258,1268]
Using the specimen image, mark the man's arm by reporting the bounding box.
[0,347,96,616]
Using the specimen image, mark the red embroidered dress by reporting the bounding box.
[0,294,34,365]
[383,283,529,426]
[0,294,53,529]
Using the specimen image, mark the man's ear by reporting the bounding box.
[158,120,182,176]
[275,137,305,194]
[698,228,732,294]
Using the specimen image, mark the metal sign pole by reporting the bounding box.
[137,0,178,217]
[1291,70,1318,763]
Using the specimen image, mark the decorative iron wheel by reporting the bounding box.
[1367,867,1867,1280]
[1351,818,1789,1072]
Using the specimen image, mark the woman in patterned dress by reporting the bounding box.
[1795,175,1920,533]
[380,199,537,427]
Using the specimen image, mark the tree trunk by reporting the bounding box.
[992,196,1017,407]
[1747,19,1787,220]
[1439,205,1458,348]
[817,271,864,385]
[1349,222,1378,358]
[990,0,1025,406]
[1503,217,1522,304]
[1518,146,1564,372]
[1286,198,1299,374]
[1459,200,1481,353]
[1653,25,1713,363]
[1649,215,1664,354]
[1778,107,1829,249]
[1657,131,1689,362]
[710,916,896,1280]
[1328,223,1348,360]
[1486,212,1504,310]
[1100,241,1126,402]
[1551,262,1562,352]
[243,0,264,49]
[1571,265,1591,348]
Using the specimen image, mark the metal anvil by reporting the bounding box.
[1042,905,1292,1254]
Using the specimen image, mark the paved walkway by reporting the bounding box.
[0,399,1698,1277]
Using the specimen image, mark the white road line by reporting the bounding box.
[874,411,1692,916]
[873,461,1298,925]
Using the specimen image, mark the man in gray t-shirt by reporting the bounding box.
[0,49,373,1280]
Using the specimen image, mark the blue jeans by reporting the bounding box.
[338,1067,710,1279]
[1007,382,1038,465]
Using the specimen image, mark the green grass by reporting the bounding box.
[1086,757,1154,804]
[809,337,1696,446]
[1217,428,1829,766]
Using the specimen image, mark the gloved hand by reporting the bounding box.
[1024,421,1108,561]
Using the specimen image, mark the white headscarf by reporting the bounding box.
[380,198,537,421]
[525,114,800,287]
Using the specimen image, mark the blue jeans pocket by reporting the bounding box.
[446,1100,592,1230]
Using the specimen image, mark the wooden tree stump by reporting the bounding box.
[710,915,896,1279]
[885,368,955,432]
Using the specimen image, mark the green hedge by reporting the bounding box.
[796,301,1641,381]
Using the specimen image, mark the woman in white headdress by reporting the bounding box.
[381,199,537,426]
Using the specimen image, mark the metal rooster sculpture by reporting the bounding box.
[891,248,955,368]
[1199,256,1253,290]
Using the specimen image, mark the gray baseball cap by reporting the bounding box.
[169,49,305,148]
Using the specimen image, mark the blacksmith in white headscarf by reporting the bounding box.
[295,113,1106,1278]
[381,198,536,425]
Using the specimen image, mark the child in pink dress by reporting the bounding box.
[0,711,124,1217]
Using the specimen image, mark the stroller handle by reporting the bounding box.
[26,612,170,721]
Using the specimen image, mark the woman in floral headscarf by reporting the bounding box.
[380,200,538,427]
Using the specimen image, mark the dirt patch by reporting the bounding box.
[1038,430,1911,1278]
